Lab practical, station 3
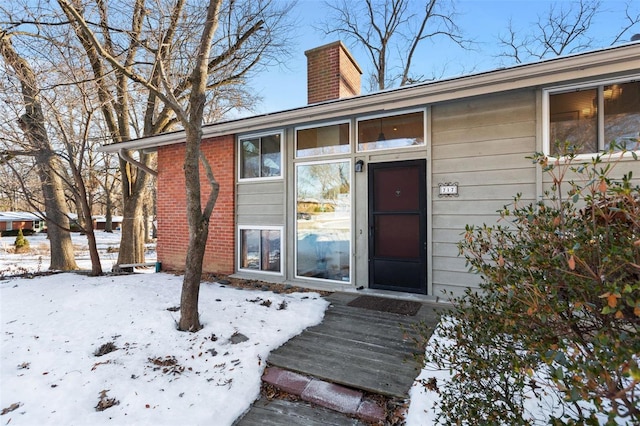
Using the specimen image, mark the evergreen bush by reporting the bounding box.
[423,143,639,425]
[14,228,30,254]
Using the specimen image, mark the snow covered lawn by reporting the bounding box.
[0,231,443,425]
[1,273,328,425]
[0,231,149,274]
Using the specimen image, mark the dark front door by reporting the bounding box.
[368,160,427,294]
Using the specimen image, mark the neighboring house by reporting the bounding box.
[0,212,44,234]
[100,41,640,298]
[92,216,124,231]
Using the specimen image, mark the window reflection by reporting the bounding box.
[549,81,640,156]
[296,162,350,282]
[550,89,598,155]
[604,82,640,151]
[240,134,281,178]
[240,229,281,273]
[358,111,424,151]
[296,123,350,157]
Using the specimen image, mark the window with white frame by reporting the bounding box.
[238,132,282,179]
[238,226,282,274]
[546,79,640,156]
[357,110,425,152]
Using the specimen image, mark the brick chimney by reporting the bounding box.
[305,41,362,104]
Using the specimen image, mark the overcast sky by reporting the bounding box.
[247,0,639,114]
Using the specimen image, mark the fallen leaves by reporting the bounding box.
[95,390,119,412]
[148,356,185,375]
[1,402,21,415]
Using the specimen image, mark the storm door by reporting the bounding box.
[368,160,427,294]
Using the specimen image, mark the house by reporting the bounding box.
[92,215,124,231]
[100,41,640,298]
[0,212,44,235]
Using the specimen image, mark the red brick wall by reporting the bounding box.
[0,221,32,231]
[156,135,235,274]
[305,41,362,104]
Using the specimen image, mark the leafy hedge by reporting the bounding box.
[423,145,639,425]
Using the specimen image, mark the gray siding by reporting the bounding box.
[430,89,538,297]
[542,158,640,196]
[236,181,285,225]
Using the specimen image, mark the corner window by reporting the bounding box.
[357,110,425,152]
[239,132,282,179]
[296,122,350,158]
[547,79,640,156]
[238,227,282,274]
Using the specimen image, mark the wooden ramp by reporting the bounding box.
[234,292,441,425]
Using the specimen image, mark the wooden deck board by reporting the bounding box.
[307,317,424,351]
[234,398,365,426]
[284,331,421,365]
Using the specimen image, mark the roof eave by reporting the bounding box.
[99,43,640,153]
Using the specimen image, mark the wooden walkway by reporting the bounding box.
[234,292,441,424]
[236,398,366,425]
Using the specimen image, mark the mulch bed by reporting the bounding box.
[202,274,332,296]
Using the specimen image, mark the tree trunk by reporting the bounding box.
[117,190,147,265]
[74,196,86,232]
[176,0,224,332]
[117,156,150,265]
[143,202,150,243]
[1,34,78,271]
[178,126,207,332]
[72,161,103,276]
[104,202,113,233]
[179,220,208,331]
[34,151,78,271]
[77,186,102,275]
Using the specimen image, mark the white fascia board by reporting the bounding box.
[98,43,640,153]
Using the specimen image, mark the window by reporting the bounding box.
[358,110,425,152]
[295,161,351,283]
[547,79,640,156]
[238,227,282,274]
[296,122,350,158]
[239,132,282,179]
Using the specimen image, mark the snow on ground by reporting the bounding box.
[0,231,155,274]
[5,231,605,425]
[0,231,487,425]
[1,273,328,425]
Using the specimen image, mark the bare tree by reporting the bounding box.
[95,151,121,233]
[48,94,108,276]
[0,31,79,271]
[497,0,640,64]
[318,0,466,91]
[0,156,36,211]
[57,0,294,331]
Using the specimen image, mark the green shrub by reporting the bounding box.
[423,145,639,425]
[14,229,30,254]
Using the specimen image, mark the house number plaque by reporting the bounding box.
[438,182,459,197]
